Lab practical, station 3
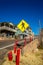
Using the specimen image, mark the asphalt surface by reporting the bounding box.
[0,39,29,50]
[0,39,24,65]
[0,40,14,48]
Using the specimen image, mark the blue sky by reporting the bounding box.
[0,0,43,35]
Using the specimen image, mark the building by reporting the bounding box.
[15,26,34,40]
[0,20,34,40]
[26,27,32,35]
[0,22,17,37]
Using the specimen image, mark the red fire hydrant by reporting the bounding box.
[8,51,13,61]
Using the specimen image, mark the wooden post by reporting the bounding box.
[24,38,26,46]
[14,44,17,54]
[30,37,32,42]
[15,40,18,45]
[16,48,20,65]
[14,40,18,54]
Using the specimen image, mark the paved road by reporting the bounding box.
[0,39,30,50]
[0,39,25,49]
[0,40,14,48]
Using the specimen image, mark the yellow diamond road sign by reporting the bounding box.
[17,20,29,32]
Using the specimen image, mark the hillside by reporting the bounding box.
[2,39,43,65]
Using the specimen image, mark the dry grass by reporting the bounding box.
[2,39,43,65]
[2,49,43,65]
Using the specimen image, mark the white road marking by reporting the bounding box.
[0,38,31,50]
[0,43,14,50]
[0,40,24,50]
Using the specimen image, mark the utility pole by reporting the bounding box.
[39,20,41,39]
[39,20,42,47]
[0,18,2,37]
[39,20,41,33]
